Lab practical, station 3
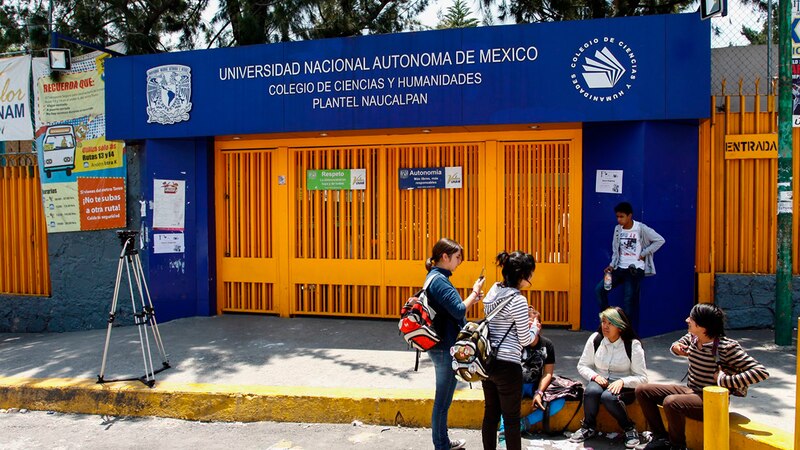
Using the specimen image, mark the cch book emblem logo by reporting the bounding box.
[570,37,637,103]
[146,65,193,125]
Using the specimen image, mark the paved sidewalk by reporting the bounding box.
[0,315,795,432]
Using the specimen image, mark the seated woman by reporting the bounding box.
[570,307,648,449]
[635,304,769,450]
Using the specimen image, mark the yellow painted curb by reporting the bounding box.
[0,376,791,450]
[0,376,487,426]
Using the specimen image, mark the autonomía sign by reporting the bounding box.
[399,167,463,190]
[306,169,366,190]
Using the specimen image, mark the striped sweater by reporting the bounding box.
[482,283,535,364]
[671,333,769,392]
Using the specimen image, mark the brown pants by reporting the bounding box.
[635,384,704,447]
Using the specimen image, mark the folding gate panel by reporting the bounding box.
[501,141,577,326]
[290,146,383,317]
[383,143,483,319]
[217,149,277,313]
[0,153,50,296]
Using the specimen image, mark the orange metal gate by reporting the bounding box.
[0,152,51,296]
[215,129,582,328]
[696,82,800,302]
[216,149,279,313]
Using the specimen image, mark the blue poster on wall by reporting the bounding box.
[106,13,710,140]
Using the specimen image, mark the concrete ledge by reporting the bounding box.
[0,377,791,450]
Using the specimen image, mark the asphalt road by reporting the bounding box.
[0,410,626,450]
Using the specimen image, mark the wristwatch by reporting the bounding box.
[535,389,544,397]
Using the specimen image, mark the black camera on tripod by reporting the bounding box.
[116,230,139,255]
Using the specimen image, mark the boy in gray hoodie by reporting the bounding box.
[595,202,665,331]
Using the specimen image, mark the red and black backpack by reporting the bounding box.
[399,273,444,367]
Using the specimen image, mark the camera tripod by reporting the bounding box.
[98,230,170,387]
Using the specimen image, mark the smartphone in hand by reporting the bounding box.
[478,266,486,280]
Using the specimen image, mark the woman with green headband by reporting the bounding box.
[570,307,648,449]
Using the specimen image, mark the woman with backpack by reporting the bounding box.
[481,251,538,450]
[424,238,486,450]
[571,306,648,449]
[634,304,769,450]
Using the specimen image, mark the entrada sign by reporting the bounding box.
[724,134,778,159]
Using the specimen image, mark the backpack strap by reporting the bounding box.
[421,272,445,319]
[592,332,633,360]
[423,271,444,290]
[592,332,603,353]
[483,292,518,323]
[542,401,551,434]
[495,323,514,349]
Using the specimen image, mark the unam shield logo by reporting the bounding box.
[146,65,192,125]
[570,37,637,103]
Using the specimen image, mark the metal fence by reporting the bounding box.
[0,151,51,296]
[710,0,778,98]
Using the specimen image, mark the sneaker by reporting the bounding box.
[635,436,671,450]
[450,439,467,449]
[569,427,597,443]
[624,428,640,448]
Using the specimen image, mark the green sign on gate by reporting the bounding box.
[306,169,366,190]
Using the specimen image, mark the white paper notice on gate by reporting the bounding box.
[153,179,186,231]
[153,233,185,254]
[595,170,623,194]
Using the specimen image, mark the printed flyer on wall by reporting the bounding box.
[33,48,127,233]
[153,179,186,231]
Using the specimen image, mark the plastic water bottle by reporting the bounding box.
[603,272,612,291]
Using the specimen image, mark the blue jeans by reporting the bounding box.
[582,380,635,430]
[595,267,644,330]
[429,348,458,450]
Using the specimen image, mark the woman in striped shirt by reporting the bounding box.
[635,304,769,450]
[481,251,537,450]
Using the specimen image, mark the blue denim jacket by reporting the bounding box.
[426,267,467,349]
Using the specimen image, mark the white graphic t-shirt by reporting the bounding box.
[617,221,645,270]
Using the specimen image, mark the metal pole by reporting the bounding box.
[768,0,773,94]
[776,0,794,346]
[795,317,800,449]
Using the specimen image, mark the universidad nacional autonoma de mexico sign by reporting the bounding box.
[105,13,710,140]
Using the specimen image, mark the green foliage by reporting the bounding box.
[739,0,778,45]
[1,0,209,56]
[437,0,479,29]
[213,0,429,46]
[479,0,695,23]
